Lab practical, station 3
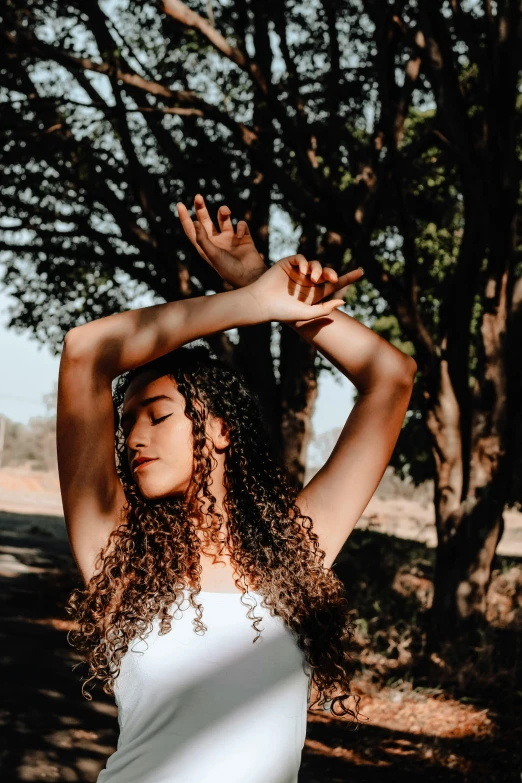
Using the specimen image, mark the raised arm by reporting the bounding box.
[58,264,344,584]
[289,305,416,569]
[177,198,416,569]
[58,287,257,584]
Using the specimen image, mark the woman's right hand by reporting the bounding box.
[244,254,352,324]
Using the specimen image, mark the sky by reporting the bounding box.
[0,290,61,422]
[0,288,354,435]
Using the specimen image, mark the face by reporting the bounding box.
[121,371,228,501]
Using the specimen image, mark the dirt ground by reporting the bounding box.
[0,467,521,782]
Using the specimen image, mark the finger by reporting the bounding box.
[320,267,363,300]
[177,202,210,262]
[217,204,234,234]
[194,220,219,258]
[299,299,345,321]
[289,254,309,277]
[176,201,196,242]
[236,220,251,240]
[332,284,351,300]
[322,266,338,284]
[194,193,219,236]
[335,267,364,290]
[309,260,324,283]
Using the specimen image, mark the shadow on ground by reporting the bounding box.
[0,511,119,782]
[0,510,520,782]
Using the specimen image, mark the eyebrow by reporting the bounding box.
[120,395,174,427]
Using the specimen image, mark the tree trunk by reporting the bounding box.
[234,322,281,450]
[429,496,504,645]
[278,325,319,491]
[232,0,287,460]
[427,242,514,646]
[427,368,507,645]
[276,223,325,490]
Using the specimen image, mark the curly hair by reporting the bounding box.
[66,344,360,720]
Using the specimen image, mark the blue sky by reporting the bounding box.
[0,288,354,434]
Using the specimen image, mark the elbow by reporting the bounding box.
[61,327,114,379]
[61,327,90,364]
[397,356,417,389]
[403,355,418,381]
[383,355,417,390]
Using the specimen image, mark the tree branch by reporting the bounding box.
[11,28,259,147]
[323,0,342,122]
[161,0,267,92]
[160,0,330,197]
[417,1,476,169]
[160,1,247,68]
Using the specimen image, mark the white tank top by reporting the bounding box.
[97,587,312,783]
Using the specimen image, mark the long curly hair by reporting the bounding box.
[66,344,360,720]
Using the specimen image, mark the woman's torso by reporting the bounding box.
[97,580,311,783]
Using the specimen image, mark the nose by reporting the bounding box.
[126,421,150,452]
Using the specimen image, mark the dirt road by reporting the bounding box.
[1,468,520,781]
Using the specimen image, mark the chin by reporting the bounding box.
[137,479,189,501]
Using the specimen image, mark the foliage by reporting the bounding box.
[0,0,521,501]
[335,528,522,702]
[2,412,57,471]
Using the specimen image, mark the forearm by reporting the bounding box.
[63,287,261,379]
[287,309,416,393]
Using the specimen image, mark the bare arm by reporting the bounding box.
[288,306,416,568]
[176,201,415,569]
[58,286,259,584]
[58,268,342,584]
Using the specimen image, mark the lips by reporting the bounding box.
[132,457,158,473]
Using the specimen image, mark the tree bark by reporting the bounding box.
[427,223,515,645]
[278,325,319,492]
[276,223,324,490]
[233,0,282,459]
[429,494,504,645]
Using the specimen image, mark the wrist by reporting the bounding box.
[226,285,268,326]
[232,264,268,290]
[250,265,269,283]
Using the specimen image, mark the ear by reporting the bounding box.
[207,415,230,450]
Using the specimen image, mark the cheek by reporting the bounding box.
[159,418,194,464]
[137,421,195,499]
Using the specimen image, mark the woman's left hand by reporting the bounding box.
[177,194,267,290]
[244,254,364,325]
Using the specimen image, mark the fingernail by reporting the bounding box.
[358,267,365,274]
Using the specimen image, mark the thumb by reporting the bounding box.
[299,299,345,321]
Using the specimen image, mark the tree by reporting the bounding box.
[1,387,58,471]
[1,0,521,640]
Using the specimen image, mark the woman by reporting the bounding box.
[59,194,416,783]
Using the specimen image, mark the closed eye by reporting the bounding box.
[122,413,172,440]
[152,414,173,426]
